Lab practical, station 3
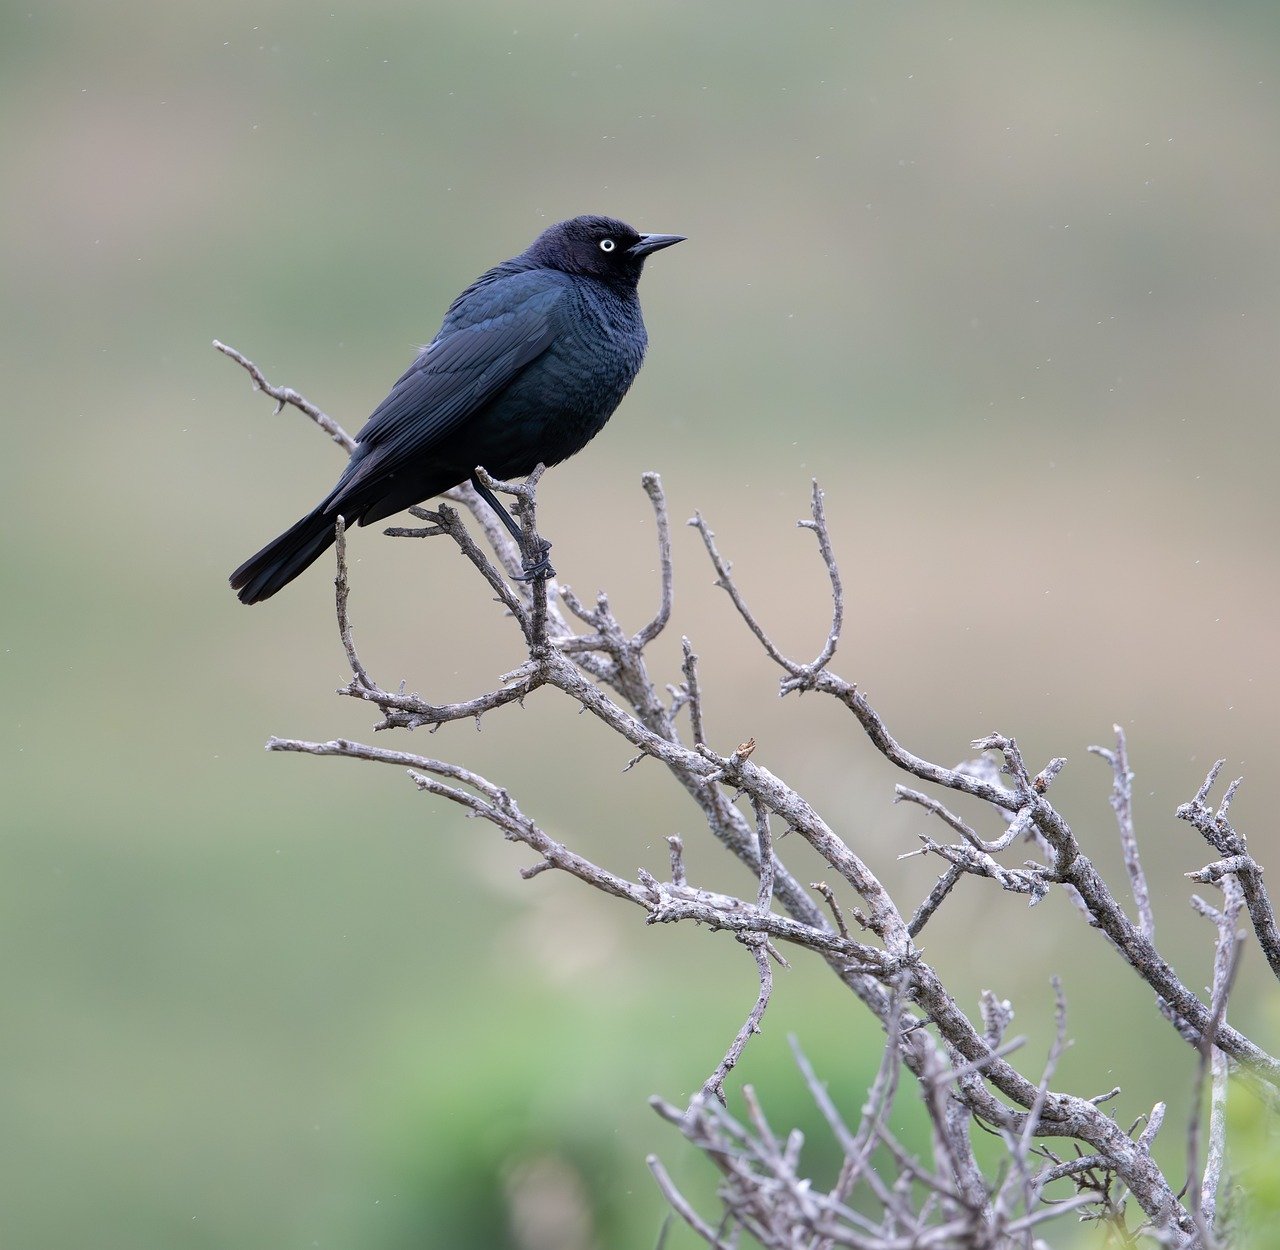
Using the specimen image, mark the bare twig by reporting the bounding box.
[334,516,375,692]
[340,669,545,733]
[646,1154,732,1248]
[687,482,845,694]
[633,472,675,648]
[1188,874,1246,1238]
[811,881,850,940]
[752,796,775,914]
[906,864,965,937]
[1090,724,1154,941]
[396,501,534,642]
[980,991,1015,1047]
[701,938,774,1105]
[1012,979,1072,1198]
[667,834,687,888]
[1178,765,1280,984]
[679,637,707,747]
[894,784,1022,854]
[787,479,844,682]
[213,339,355,451]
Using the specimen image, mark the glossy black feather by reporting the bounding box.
[230,215,683,603]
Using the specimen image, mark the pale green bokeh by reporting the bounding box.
[4,2,1280,1245]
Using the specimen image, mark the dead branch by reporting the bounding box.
[221,341,1280,1249]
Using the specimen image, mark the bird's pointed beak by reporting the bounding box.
[628,233,686,258]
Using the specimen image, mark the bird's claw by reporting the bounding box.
[514,557,555,582]
[513,540,554,582]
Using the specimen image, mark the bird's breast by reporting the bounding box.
[461,289,648,478]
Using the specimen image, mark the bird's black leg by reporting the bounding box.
[468,472,522,542]
[468,472,555,581]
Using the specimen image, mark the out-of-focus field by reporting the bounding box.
[4,3,1279,1245]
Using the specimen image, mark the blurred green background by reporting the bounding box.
[5,1,1280,1245]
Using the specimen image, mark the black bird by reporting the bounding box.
[230,214,684,604]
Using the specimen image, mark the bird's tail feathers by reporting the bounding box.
[229,509,340,604]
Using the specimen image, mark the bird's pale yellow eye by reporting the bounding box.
[598,238,616,253]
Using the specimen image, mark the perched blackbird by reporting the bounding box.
[230,214,684,603]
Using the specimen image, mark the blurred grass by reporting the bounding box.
[4,1,1280,1245]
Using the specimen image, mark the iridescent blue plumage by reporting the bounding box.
[230,215,683,603]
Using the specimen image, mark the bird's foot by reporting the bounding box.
[513,540,555,582]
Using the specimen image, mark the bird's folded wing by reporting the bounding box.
[345,281,566,480]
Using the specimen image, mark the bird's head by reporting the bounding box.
[525,215,685,288]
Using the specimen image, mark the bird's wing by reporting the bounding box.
[345,275,566,479]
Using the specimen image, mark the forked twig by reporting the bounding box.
[687,479,844,691]
[1090,724,1154,940]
